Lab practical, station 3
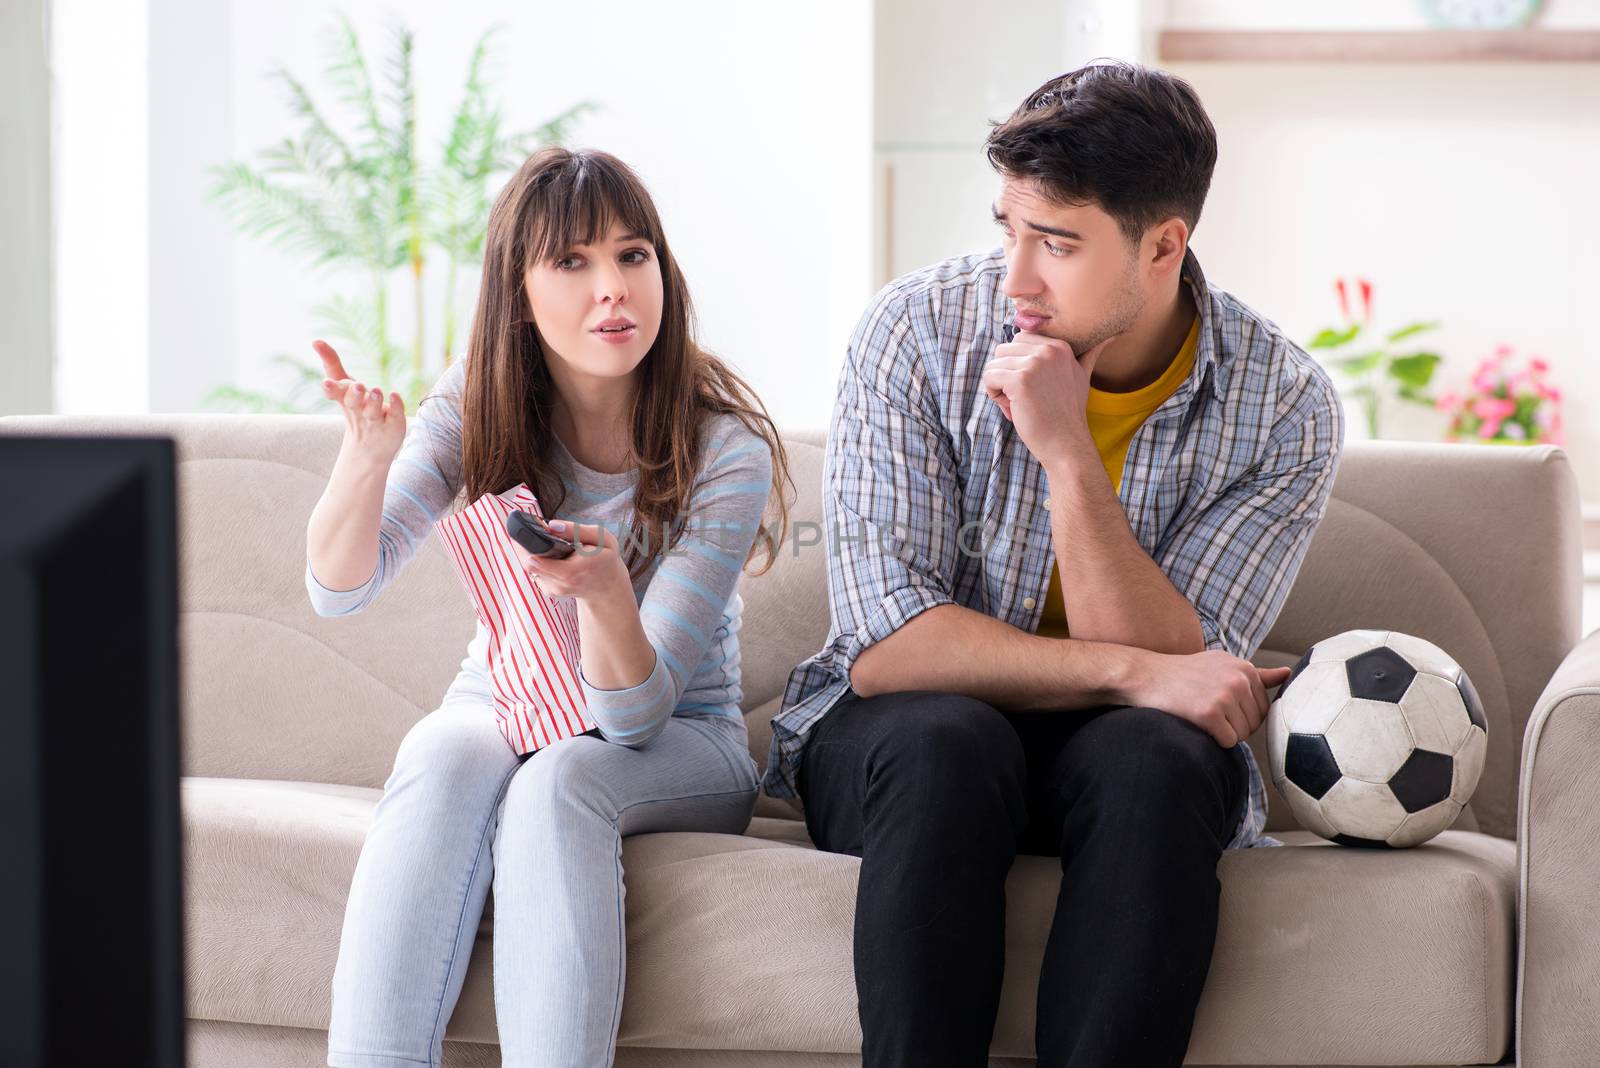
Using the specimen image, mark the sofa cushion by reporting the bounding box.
[183,776,1515,1064]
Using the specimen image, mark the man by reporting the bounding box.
[762,60,1346,1067]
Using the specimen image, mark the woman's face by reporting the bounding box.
[524,221,664,382]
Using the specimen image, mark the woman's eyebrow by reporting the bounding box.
[558,231,649,254]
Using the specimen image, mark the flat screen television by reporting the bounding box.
[0,433,185,1068]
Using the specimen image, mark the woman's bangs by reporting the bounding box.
[524,162,658,267]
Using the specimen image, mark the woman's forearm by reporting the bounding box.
[574,583,657,692]
[305,441,392,592]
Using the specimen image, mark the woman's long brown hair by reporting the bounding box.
[431,145,792,581]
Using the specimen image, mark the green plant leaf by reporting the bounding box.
[1308,323,1362,349]
[198,382,310,413]
[206,162,362,268]
[1386,321,1439,343]
[325,12,391,164]
[1331,351,1384,375]
[1387,351,1442,388]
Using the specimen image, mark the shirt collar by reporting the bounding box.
[1181,245,1223,387]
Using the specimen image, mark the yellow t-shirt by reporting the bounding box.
[1035,313,1200,639]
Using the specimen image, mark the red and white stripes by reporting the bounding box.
[436,484,591,754]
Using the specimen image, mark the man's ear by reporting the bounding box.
[1144,216,1190,279]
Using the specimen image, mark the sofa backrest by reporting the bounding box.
[1,413,1579,840]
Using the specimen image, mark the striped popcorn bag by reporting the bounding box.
[434,483,594,754]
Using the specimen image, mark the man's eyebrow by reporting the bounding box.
[991,203,1084,242]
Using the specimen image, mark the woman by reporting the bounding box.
[304,146,792,1068]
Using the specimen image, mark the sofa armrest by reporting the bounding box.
[1517,626,1600,1067]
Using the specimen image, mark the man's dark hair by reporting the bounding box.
[985,59,1218,244]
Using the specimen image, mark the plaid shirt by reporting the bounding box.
[766,245,1346,850]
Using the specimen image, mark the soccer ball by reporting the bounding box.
[1266,629,1488,848]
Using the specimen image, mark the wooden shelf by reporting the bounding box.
[1158,29,1600,63]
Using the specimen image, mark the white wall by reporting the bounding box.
[1159,0,1600,501]
[49,0,871,431]
[41,0,1600,509]
[873,0,1160,284]
[149,0,233,414]
[872,0,1600,507]
[0,0,53,415]
[223,0,872,432]
[52,0,148,414]
[1168,60,1600,489]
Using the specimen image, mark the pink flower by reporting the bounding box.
[1335,279,1350,320]
[1434,390,1461,412]
[1493,344,1513,360]
[1472,369,1501,394]
[1530,357,1549,375]
[1473,396,1516,421]
[1358,278,1373,322]
[1478,419,1503,439]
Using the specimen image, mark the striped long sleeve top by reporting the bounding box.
[305,355,774,749]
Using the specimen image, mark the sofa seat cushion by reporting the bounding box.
[182,778,1515,1064]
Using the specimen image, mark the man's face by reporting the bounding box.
[992,175,1147,356]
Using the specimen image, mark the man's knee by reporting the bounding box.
[1069,705,1242,812]
[881,691,1026,786]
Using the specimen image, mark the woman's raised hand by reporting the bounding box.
[316,339,405,467]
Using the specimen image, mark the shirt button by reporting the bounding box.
[1023,597,1037,610]
[1043,497,1052,510]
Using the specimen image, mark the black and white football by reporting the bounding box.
[1266,629,1488,848]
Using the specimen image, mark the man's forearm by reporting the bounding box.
[848,602,1147,712]
[1045,454,1206,655]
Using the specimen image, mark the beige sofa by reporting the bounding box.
[3,410,1597,1067]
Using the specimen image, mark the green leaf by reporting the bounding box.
[324,12,391,164]
[1387,351,1442,389]
[1331,351,1383,375]
[1386,321,1439,343]
[1308,323,1362,350]
[205,162,362,267]
[198,382,310,414]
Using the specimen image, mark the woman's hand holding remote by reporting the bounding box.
[316,339,406,468]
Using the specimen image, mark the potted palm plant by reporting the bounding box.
[205,13,594,412]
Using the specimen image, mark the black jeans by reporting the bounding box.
[797,689,1249,1068]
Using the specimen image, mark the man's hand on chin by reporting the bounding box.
[982,328,1118,469]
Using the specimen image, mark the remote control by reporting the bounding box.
[504,509,576,559]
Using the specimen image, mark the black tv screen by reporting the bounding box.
[0,434,185,1068]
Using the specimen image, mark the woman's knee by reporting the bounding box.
[501,734,615,820]
[389,705,520,792]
